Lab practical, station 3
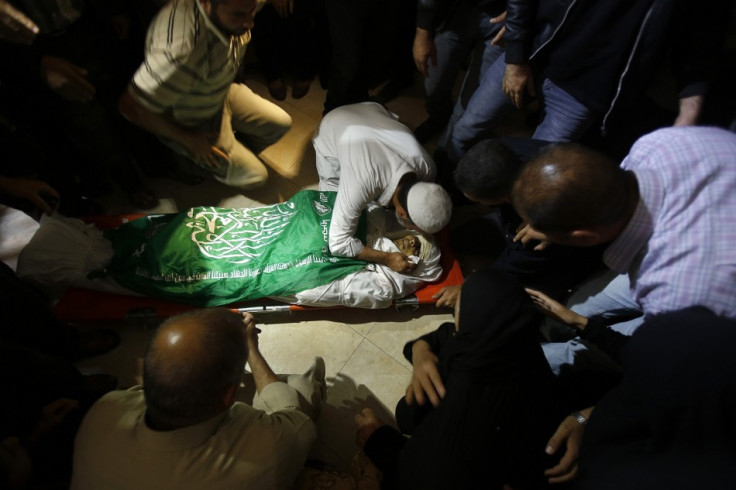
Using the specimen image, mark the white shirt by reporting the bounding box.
[71,384,316,490]
[312,102,436,257]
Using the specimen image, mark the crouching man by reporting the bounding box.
[71,309,325,490]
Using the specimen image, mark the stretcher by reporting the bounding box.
[52,214,464,322]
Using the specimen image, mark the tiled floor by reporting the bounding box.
[69,69,463,472]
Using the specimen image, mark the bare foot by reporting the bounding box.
[354,408,385,448]
[525,288,588,330]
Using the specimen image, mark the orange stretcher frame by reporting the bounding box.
[52,214,464,322]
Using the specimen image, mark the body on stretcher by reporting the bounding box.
[16,195,463,321]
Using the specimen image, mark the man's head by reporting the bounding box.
[454,139,522,206]
[392,233,434,261]
[202,0,257,36]
[393,175,452,234]
[511,144,635,246]
[143,308,247,430]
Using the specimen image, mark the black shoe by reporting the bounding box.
[413,117,446,144]
[268,79,287,101]
[292,79,312,99]
[370,77,414,105]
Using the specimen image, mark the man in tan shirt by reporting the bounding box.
[71,309,325,490]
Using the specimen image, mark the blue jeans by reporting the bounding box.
[541,270,644,375]
[425,7,504,122]
[445,53,596,162]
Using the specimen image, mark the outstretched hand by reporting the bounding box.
[544,410,592,484]
[406,340,445,406]
[433,284,460,308]
[0,176,59,215]
[40,56,96,103]
[525,288,588,330]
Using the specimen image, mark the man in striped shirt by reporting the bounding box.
[119,0,292,189]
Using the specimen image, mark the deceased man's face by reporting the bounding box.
[393,235,420,257]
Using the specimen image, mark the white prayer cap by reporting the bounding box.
[406,182,452,234]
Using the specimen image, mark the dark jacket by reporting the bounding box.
[503,0,728,133]
[416,0,505,32]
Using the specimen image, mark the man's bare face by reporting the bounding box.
[209,0,257,36]
[393,235,420,257]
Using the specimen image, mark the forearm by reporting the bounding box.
[119,89,191,146]
[247,347,279,393]
[357,246,390,265]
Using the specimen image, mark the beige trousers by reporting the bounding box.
[200,83,292,189]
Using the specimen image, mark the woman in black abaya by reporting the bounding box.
[356,269,566,489]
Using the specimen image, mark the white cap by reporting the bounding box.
[406,182,452,234]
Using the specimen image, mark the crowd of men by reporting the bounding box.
[1,0,735,488]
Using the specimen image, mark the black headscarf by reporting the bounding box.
[577,306,736,490]
[438,268,547,384]
[396,270,563,489]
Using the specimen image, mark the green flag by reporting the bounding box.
[104,190,367,306]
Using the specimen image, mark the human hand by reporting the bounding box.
[433,284,461,308]
[385,251,416,274]
[525,288,588,330]
[0,0,38,45]
[544,410,591,484]
[40,56,96,102]
[0,176,60,214]
[184,132,227,171]
[674,94,704,126]
[413,28,437,77]
[406,340,445,406]
[272,0,293,18]
[490,11,506,47]
[354,408,386,448]
[242,312,261,351]
[35,399,79,436]
[513,223,549,251]
[502,63,535,109]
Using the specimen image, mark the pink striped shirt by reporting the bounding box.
[604,126,736,318]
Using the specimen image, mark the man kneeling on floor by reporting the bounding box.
[71,309,325,490]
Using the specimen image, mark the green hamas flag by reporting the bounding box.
[104,190,367,306]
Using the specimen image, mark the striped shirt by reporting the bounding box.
[130,0,255,129]
[603,126,736,318]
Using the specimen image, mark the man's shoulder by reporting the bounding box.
[147,0,205,57]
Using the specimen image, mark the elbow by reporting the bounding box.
[118,89,140,124]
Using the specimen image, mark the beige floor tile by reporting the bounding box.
[338,340,411,417]
[366,311,454,368]
[254,320,364,378]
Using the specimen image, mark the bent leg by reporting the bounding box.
[253,357,326,420]
[227,83,292,154]
[533,78,596,142]
[446,53,515,162]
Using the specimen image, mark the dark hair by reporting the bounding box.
[454,140,522,199]
[144,309,247,426]
[397,173,418,216]
[511,144,628,233]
